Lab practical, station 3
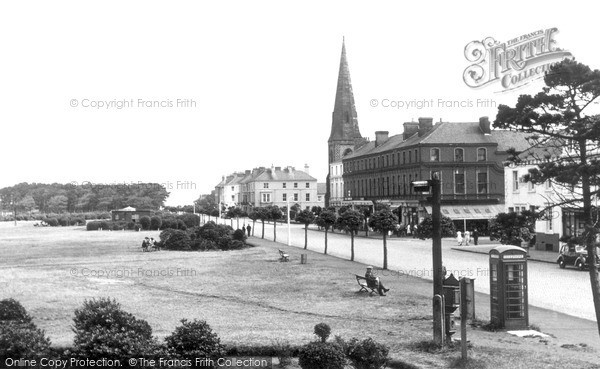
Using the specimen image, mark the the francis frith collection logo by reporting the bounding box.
[463,27,572,92]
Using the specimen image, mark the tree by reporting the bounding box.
[494,58,600,337]
[359,206,374,237]
[336,209,364,261]
[488,211,536,246]
[226,206,244,229]
[17,195,36,215]
[368,209,398,270]
[416,215,457,240]
[295,209,316,249]
[253,207,269,239]
[247,210,259,237]
[268,205,283,242]
[315,210,336,254]
[47,195,68,213]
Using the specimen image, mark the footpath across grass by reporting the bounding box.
[1,225,599,368]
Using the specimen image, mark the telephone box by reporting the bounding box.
[489,246,529,329]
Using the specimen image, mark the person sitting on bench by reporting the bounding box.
[365,266,390,296]
[141,237,149,252]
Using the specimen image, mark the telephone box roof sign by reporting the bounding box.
[463,28,572,92]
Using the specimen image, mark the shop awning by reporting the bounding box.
[424,204,503,220]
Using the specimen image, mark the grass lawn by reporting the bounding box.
[1,223,599,369]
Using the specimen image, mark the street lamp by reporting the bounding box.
[412,172,443,345]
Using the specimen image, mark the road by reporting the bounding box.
[237,219,596,322]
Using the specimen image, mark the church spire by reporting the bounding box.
[329,38,361,143]
[328,38,362,163]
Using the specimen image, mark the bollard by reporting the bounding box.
[301,254,307,264]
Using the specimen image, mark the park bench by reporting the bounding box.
[355,275,379,295]
[278,249,289,262]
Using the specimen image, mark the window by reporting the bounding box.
[430,148,440,162]
[528,180,535,191]
[283,193,287,201]
[283,183,287,188]
[263,183,269,189]
[477,148,487,161]
[415,149,418,162]
[231,186,235,191]
[231,195,235,201]
[293,193,299,201]
[477,172,488,194]
[294,182,298,188]
[305,182,309,188]
[508,207,514,213]
[454,169,465,193]
[545,180,552,190]
[512,171,519,191]
[403,151,406,164]
[306,193,310,201]
[454,148,464,162]
[261,193,271,203]
[409,151,412,163]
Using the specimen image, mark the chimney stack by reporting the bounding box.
[418,117,433,136]
[479,116,491,135]
[403,122,419,140]
[374,131,389,147]
[304,164,310,174]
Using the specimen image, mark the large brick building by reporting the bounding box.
[341,117,530,232]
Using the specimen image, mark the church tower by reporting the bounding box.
[326,39,364,207]
[328,38,363,163]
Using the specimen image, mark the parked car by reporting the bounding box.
[557,244,600,270]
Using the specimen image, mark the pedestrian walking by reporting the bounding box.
[412,224,418,238]
[246,224,251,237]
[456,231,463,246]
[473,228,479,245]
[464,230,471,246]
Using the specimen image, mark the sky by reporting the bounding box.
[2,1,599,206]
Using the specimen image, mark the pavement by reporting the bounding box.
[450,244,558,264]
[246,234,600,352]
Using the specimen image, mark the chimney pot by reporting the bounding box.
[374,131,389,147]
[479,116,491,134]
[403,122,419,140]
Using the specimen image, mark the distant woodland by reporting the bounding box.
[0,182,170,213]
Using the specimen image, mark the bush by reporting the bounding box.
[160,229,192,250]
[176,219,187,230]
[233,229,247,242]
[0,321,51,362]
[0,298,32,323]
[150,216,162,230]
[140,216,151,230]
[72,298,158,363]
[165,319,224,360]
[86,221,101,231]
[45,218,59,227]
[0,298,51,361]
[177,213,200,228]
[99,221,110,230]
[126,222,136,230]
[314,323,331,343]
[343,337,389,369]
[58,217,69,227]
[298,342,345,369]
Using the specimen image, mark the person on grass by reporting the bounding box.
[365,266,390,296]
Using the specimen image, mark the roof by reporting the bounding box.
[343,122,530,159]
[516,136,565,162]
[253,167,316,182]
[116,206,136,212]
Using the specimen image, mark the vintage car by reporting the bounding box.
[557,244,600,270]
